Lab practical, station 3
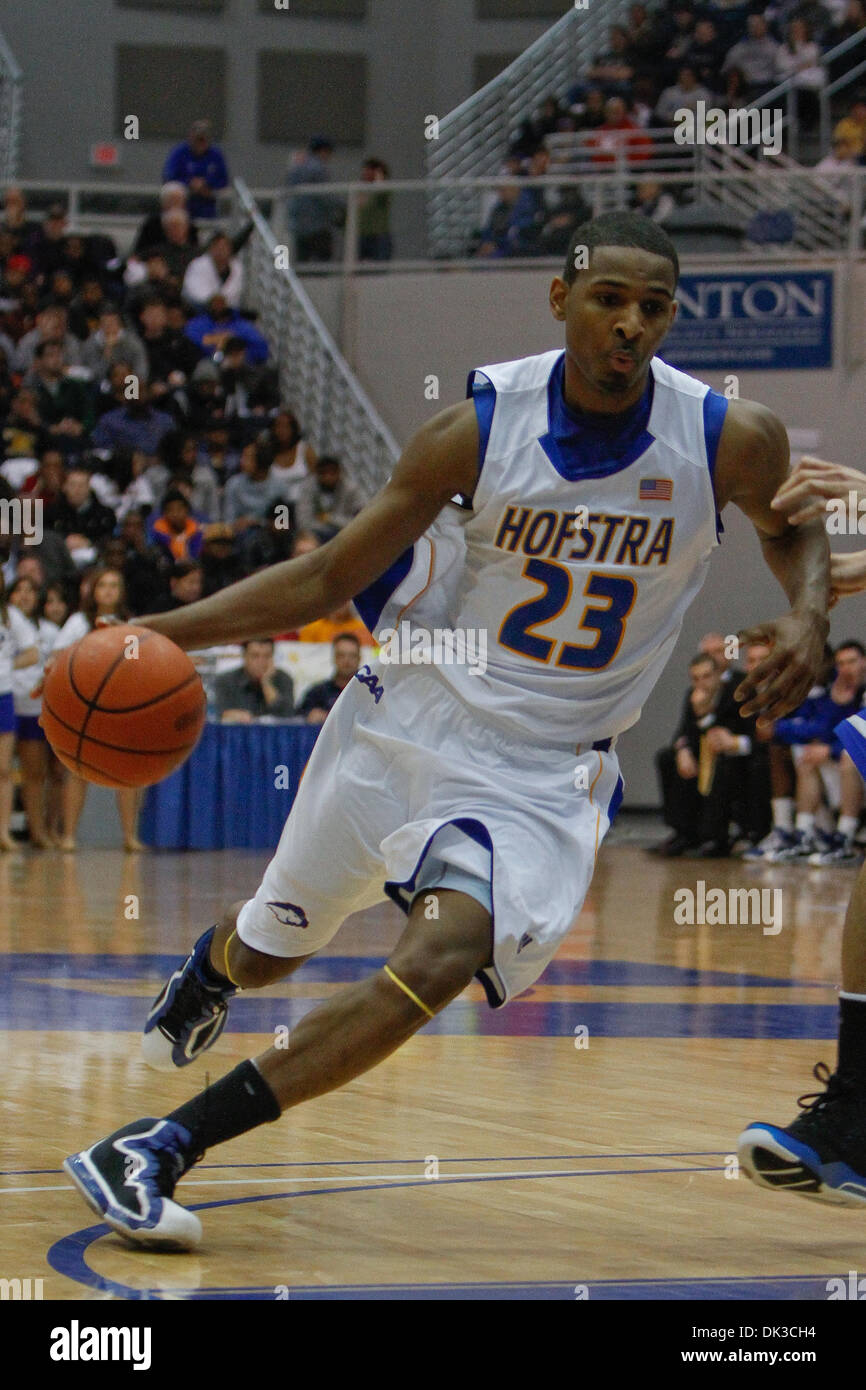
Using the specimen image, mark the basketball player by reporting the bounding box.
[65,214,832,1249]
[738,453,866,1202]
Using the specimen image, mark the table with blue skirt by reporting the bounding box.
[140,722,321,850]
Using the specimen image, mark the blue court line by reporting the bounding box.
[49,1164,722,1300]
[0,952,829,988]
[2,1151,726,1178]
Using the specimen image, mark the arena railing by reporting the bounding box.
[232,177,400,501]
[8,163,866,270]
[424,0,633,258]
[0,27,22,183]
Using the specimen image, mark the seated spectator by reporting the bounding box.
[662,3,698,84]
[295,455,363,541]
[220,335,275,421]
[184,294,269,365]
[685,18,727,94]
[223,439,284,535]
[586,24,636,95]
[16,305,83,373]
[19,443,66,528]
[149,559,204,612]
[534,183,594,258]
[297,633,362,724]
[81,304,148,385]
[829,0,866,86]
[587,97,654,167]
[776,17,826,127]
[0,187,40,255]
[197,420,240,489]
[28,203,70,282]
[162,120,229,221]
[299,599,373,646]
[133,183,200,259]
[111,510,167,616]
[722,13,783,100]
[150,428,220,522]
[654,644,771,857]
[124,249,180,314]
[138,295,201,393]
[68,276,109,342]
[532,95,567,141]
[52,466,117,556]
[29,340,93,444]
[631,178,676,223]
[93,358,135,420]
[814,130,862,209]
[505,147,557,257]
[833,94,866,157]
[90,383,174,456]
[156,209,199,283]
[213,638,295,723]
[572,87,608,132]
[182,233,244,310]
[150,487,204,563]
[90,446,156,524]
[200,523,246,595]
[473,182,522,258]
[47,267,77,309]
[654,66,714,124]
[243,499,296,570]
[358,157,393,262]
[762,640,866,861]
[262,408,316,505]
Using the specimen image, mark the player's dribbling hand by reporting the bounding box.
[734,613,827,727]
[771,456,866,525]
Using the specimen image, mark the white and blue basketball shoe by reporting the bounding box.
[142,926,237,1071]
[64,1119,201,1250]
[738,1063,866,1207]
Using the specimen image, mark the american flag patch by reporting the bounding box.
[639,478,673,501]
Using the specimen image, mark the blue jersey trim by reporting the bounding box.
[607,774,624,826]
[539,353,655,482]
[466,369,497,488]
[353,546,415,633]
[702,388,728,541]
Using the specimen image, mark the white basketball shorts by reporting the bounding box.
[236,661,623,1006]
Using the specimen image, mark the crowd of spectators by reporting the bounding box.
[0,167,371,848]
[472,0,866,258]
[655,632,866,864]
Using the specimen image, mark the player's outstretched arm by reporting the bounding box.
[714,398,830,726]
[136,402,480,650]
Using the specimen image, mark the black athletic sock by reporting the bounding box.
[837,996,866,1089]
[167,1061,281,1169]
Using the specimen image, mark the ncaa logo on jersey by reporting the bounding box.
[266,901,309,929]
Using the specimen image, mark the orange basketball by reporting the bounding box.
[41,624,207,788]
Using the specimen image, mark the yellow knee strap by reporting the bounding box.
[383,964,435,1019]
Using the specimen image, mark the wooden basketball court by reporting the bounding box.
[1,832,859,1301]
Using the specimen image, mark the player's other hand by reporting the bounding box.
[734,613,828,726]
[771,456,866,525]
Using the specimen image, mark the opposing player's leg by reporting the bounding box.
[65,889,492,1249]
[738,861,866,1205]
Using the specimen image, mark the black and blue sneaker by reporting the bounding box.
[142,926,237,1071]
[63,1118,202,1250]
[738,1063,866,1207]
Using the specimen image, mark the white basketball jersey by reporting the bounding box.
[358,349,727,750]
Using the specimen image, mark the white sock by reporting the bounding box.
[772,797,794,831]
[795,812,815,833]
[839,815,858,840]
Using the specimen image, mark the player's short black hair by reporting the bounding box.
[563,212,679,287]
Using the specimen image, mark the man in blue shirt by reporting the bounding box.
[184,294,269,366]
[163,121,229,220]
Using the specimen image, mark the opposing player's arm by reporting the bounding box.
[714,398,830,723]
[136,401,480,650]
